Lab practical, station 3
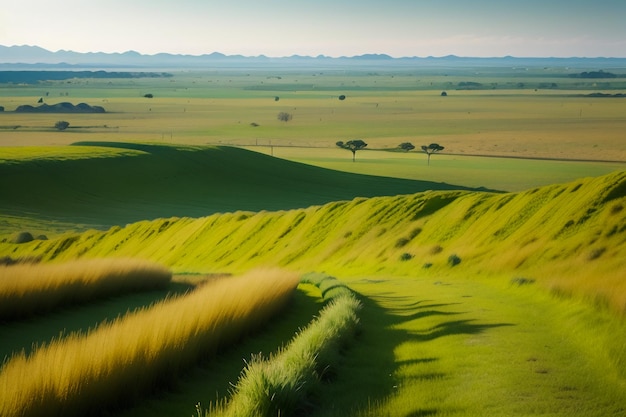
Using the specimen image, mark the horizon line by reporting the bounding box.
[2,44,626,61]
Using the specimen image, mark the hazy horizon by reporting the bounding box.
[2,0,626,59]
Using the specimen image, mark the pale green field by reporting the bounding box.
[249,146,625,192]
[1,70,625,162]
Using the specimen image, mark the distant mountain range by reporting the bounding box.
[1,45,626,69]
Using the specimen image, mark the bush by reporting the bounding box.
[448,254,461,267]
[54,120,70,131]
[400,253,413,261]
[395,237,410,248]
[588,247,606,260]
[277,112,292,122]
[10,231,34,244]
[511,277,535,286]
[430,245,443,255]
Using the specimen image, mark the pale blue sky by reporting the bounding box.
[1,0,625,57]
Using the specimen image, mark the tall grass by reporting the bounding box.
[0,268,299,417]
[0,258,172,320]
[213,274,361,417]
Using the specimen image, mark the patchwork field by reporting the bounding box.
[1,64,626,416]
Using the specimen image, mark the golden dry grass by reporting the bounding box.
[0,268,299,417]
[0,258,171,320]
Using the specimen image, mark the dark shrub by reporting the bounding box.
[430,245,443,254]
[588,247,606,260]
[447,254,461,267]
[54,120,70,130]
[10,231,34,244]
[511,277,535,286]
[400,253,413,261]
[395,237,410,248]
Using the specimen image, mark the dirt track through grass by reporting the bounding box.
[310,275,626,417]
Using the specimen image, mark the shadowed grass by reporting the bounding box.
[0,142,480,236]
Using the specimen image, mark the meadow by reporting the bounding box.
[1,63,626,416]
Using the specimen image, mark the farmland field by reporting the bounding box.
[1,63,626,416]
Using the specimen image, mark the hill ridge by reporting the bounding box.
[3,169,625,310]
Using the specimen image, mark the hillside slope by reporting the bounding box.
[4,170,625,311]
[0,142,481,235]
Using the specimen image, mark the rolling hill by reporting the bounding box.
[3,154,625,312]
[3,141,626,416]
[0,142,482,235]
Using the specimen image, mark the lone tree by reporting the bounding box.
[277,111,292,122]
[421,143,445,165]
[336,139,367,162]
[398,142,415,152]
[54,121,70,131]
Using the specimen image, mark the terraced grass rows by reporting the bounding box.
[0,269,299,417]
[0,258,171,320]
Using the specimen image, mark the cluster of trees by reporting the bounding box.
[401,142,445,165]
[276,110,444,165]
[335,140,444,164]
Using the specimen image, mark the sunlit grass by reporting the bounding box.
[324,275,626,417]
[0,268,299,417]
[4,170,625,314]
[0,258,171,320]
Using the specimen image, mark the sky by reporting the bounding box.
[1,0,625,58]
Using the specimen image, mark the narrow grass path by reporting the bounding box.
[311,275,626,417]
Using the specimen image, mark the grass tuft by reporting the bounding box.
[214,274,361,417]
[0,258,171,320]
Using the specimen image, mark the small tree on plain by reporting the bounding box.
[398,142,415,152]
[421,143,444,165]
[54,121,70,131]
[277,112,292,122]
[336,139,367,162]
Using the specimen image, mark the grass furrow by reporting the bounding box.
[0,268,299,417]
[213,274,361,417]
[0,258,172,320]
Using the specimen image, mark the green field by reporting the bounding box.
[1,65,626,417]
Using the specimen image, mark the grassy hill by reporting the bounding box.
[4,166,625,312]
[2,143,626,416]
[0,142,481,236]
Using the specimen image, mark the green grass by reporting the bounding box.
[310,275,626,417]
[256,147,625,192]
[214,274,361,417]
[2,67,626,417]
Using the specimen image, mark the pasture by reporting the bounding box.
[1,64,626,416]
